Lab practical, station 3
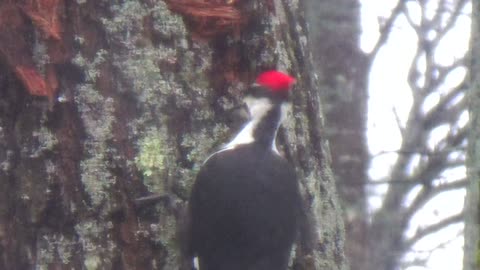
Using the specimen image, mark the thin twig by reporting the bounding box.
[403,212,464,249]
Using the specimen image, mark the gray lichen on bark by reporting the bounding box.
[0,0,347,269]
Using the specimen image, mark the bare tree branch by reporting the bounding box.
[393,106,406,138]
[369,0,405,57]
[404,179,467,227]
[400,257,429,269]
[445,159,466,168]
[356,1,470,269]
[423,96,467,130]
[402,212,464,249]
[412,229,464,254]
[407,46,425,98]
[432,0,469,44]
[428,59,466,91]
[403,2,420,33]
[406,125,468,187]
[428,0,449,32]
[423,80,467,128]
[403,229,463,268]
[372,145,466,158]
[438,124,468,150]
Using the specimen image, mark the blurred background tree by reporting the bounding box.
[464,0,479,269]
[306,0,470,269]
[0,0,474,269]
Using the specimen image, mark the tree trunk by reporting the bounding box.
[305,1,369,269]
[464,0,480,269]
[0,0,347,269]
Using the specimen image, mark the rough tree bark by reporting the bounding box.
[0,0,347,269]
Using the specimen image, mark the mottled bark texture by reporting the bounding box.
[305,0,368,269]
[0,0,347,269]
[464,0,480,269]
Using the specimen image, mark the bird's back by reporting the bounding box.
[188,144,301,270]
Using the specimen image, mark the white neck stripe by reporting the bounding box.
[203,98,288,164]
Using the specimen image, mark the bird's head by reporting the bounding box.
[247,70,296,101]
[244,70,296,119]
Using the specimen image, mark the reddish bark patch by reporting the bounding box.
[23,0,62,40]
[0,0,66,103]
[14,66,50,96]
[164,0,247,38]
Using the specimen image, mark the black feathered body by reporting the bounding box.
[187,78,300,270]
[188,142,301,270]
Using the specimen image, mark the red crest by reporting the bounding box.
[256,70,296,92]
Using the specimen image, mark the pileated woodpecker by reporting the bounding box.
[186,71,302,270]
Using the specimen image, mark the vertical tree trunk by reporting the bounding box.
[464,0,480,269]
[0,0,347,269]
[306,0,369,269]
